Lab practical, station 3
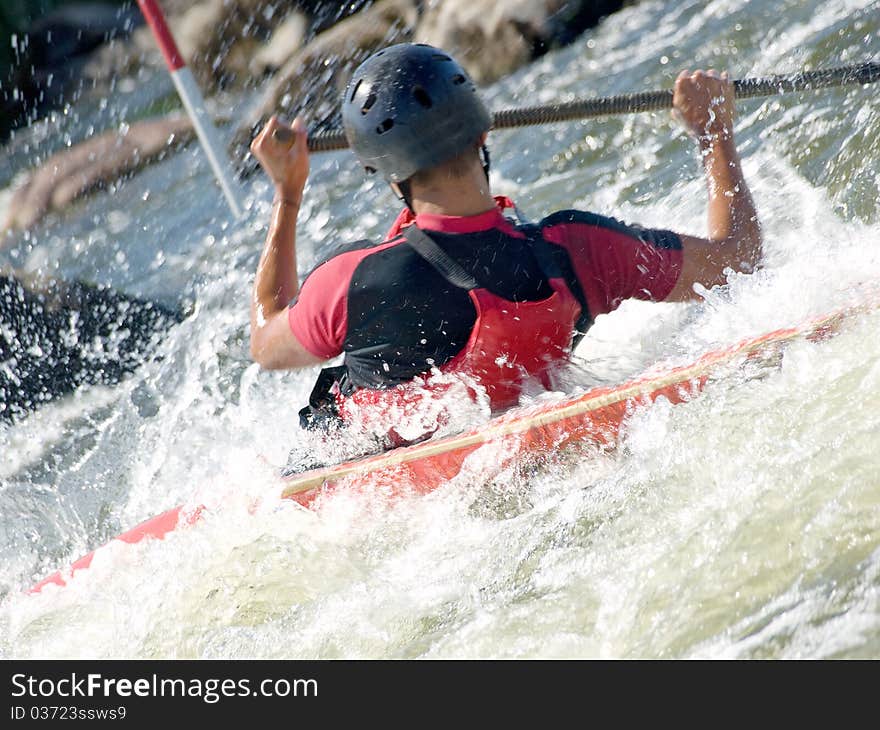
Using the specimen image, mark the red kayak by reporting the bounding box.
[28,295,871,594]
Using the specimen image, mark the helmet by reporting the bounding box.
[341,43,492,183]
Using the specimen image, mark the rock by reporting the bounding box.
[416,0,629,85]
[542,0,634,47]
[80,23,160,86]
[0,270,185,422]
[233,0,419,155]
[82,0,272,90]
[5,0,636,222]
[300,0,375,36]
[82,1,373,93]
[171,0,229,73]
[173,0,277,89]
[250,10,309,77]
[234,0,630,156]
[416,0,534,85]
[0,1,143,141]
[2,114,194,233]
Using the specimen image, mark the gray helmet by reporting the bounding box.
[341,43,492,183]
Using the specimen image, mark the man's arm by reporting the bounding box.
[249,116,325,370]
[665,69,762,302]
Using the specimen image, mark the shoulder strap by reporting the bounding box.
[402,225,479,291]
[519,223,594,347]
[519,223,563,278]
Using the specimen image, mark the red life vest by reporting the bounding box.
[331,218,582,447]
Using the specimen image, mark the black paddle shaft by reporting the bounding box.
[298,60,879,153]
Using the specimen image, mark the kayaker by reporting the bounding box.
[248,43,761,452]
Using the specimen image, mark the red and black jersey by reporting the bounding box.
[288,199,683,391]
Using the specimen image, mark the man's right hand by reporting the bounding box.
[673,69,735,146]
[664,68,762,303]
[250,115,310,204]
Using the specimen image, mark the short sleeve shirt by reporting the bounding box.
[288,202,682,386]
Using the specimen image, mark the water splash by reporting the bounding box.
[2,0,879,658]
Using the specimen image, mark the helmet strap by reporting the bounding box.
[480,144,491,182]
[396,179,415,213]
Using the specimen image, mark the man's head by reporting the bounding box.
[341,43,492,187]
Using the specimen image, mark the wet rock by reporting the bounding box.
[82,0,275,90]
[6,0,636,225]
[2,114,194,233]
[174,0,374,87]
[83,1,373,93]
[233,0,418,155]
[417,0,629,84]
[171,0,275,89]
[250,10,309,78]
[0,1,143,141]
[0,271,186,422]
[416,1,533,85]
[235,0,631,154]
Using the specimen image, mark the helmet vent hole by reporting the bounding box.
[350,79,362,102]
[451,74,466,85]
[361,92,376,115]
[376,118,394,134]
[365,166,377,174]
[432,53,452,61]
[412,86,432,108]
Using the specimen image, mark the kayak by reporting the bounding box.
[28,294,873,594]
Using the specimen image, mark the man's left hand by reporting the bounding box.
[250,115,310,203]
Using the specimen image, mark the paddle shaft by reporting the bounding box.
[271,60,879,151]
[137,0,244,217]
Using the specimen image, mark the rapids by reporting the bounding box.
[1,0,879,658]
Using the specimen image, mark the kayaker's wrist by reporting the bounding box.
[273,195,301,210]
[273,187,302,210]
[697,126,735,155]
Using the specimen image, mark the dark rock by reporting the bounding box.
[0,271,186,423]
[417,0,629,85]
[542,0,631,48]
[233,0,418,160]
[0,1,143,141]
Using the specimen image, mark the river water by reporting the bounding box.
[1,0,879,658]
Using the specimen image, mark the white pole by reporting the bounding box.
[136,0,243,218]
[168,66,243,218]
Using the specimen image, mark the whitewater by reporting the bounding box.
[1,0,879,658]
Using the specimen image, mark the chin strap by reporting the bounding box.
[480,144,491,182]
[396,179,415,213]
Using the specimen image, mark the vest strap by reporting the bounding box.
[519,223,593,347]
[402,225,480,290]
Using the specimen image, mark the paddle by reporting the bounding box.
[268,60,879,150]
